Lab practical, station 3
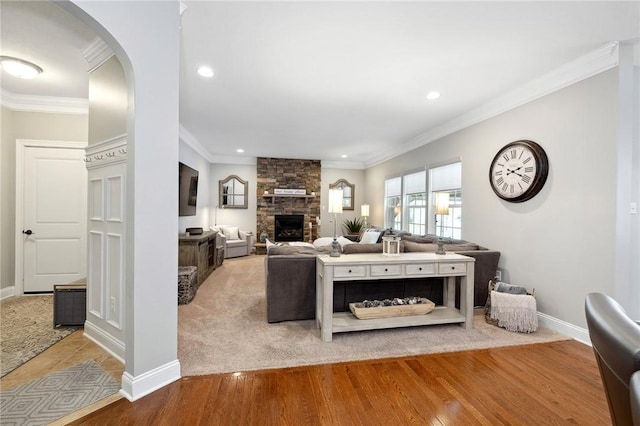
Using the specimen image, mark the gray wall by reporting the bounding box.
[0,107,88,290]
[89,55,127,144]
[365,69,620,328]
[320,168,366,237]
[209,162,257,234]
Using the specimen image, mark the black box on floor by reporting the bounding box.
[53,284,86,327]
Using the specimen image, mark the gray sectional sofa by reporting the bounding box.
[265,234,500,323]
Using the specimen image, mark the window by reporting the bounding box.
[429,162,462,238]
[384,176,402,229]
[384,170,427,233]
[404,170,426,235]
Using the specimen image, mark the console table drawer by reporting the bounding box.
[370,264,402,276]
[438,262,467,274]
[334,265,366,278]
[405,263,436,275]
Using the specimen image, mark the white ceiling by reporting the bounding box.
[2,1,639,167]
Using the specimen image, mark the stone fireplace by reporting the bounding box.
[274,215,304,242]
[257,158,321,242]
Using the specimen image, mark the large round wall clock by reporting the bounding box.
[489,139,549,203]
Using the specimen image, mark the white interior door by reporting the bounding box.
[23,146,87,292]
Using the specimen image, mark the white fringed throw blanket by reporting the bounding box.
[490,290,538,333]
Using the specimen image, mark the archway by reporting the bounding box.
[57,1,182,401]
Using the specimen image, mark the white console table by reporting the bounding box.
[315,253,475,342]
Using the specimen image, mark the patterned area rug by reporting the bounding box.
[1,296,77,378]
[0,360,120,425]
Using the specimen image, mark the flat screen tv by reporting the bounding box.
[179,162,198,216]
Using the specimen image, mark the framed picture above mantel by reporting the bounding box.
[329,179,354,210]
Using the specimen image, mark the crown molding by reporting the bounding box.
[81,37,114,72]
[179,124,216,162]
[363,42,621,168]
[209,155,257,166]
[322,160,365,170]
[1,89,88,115]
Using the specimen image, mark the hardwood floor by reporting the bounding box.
[72,340,608,425]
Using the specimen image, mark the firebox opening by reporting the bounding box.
[274,215,304,242]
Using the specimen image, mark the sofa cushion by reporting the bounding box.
[227,239,248,248]
[402,235,439,244]
[268,245,319,256]
[312,236,353,249]
[403,241,479,252]
[343,243,383,254]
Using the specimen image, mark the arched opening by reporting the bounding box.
[49,1,182,401]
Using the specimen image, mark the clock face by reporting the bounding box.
[489,140,548,203]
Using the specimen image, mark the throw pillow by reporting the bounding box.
[313,237,334,248]
[221,226,240,240]
[359,230,381,245]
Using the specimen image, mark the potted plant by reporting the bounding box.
[342,217,364,235]
[262,185,270,195]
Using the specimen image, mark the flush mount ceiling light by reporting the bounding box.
[197,66,214,78]
[426,91,441,100]
[341,154,348,158]
[0,56,43,79]
[236,148,245,153]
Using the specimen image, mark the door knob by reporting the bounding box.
[22,229,34,235]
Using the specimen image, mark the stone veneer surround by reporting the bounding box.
[257,157,321,242]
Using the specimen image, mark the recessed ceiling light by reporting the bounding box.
[341,154,348,158]
[236,148,244,153]
[0,56,43,79]
[197,66,214,78]
[426,91,441,100]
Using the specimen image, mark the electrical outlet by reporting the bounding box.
[495,269,502,281]
[110,297,116,313]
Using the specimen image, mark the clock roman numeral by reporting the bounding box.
[525,166,534,173]
[502,154,509,162]
[496,177,504,186]
[502,182,508,192]
[495,170,503,176]
[522,175,531,184]
[523,157,532,164]
[510,149,517,159]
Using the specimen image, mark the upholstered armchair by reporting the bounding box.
[211,225,252,258]
[585,292,640,426]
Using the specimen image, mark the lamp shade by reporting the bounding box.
[361,204,369,217]
[435,192,450,215]
[328,189,343,214]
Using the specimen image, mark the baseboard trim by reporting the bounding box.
[538,312,590,346]
[0,286,15,300]
[120,360,181,402]
[83,321,126,363]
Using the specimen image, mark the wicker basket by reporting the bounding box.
[349,298,435,320]
[484,280,536,326]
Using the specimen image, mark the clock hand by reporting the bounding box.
[506,168,525,178]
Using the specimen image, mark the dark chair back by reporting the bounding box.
[632,371,640,426]
[585,293,640,426]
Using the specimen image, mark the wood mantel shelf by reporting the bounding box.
[262,194,316,203]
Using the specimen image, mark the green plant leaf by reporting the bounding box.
[342,217,364,234]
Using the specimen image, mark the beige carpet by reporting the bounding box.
[178,255,570,376]
[1,295,77,378]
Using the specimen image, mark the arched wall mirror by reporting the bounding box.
[329,179,354,210]
[219,175,248,209]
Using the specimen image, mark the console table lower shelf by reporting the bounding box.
[316,253,475,342]
[331,306,466,334]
